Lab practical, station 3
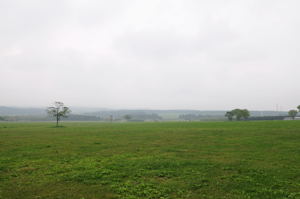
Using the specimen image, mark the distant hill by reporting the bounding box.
[0,106,46,116]
[84,109,287,120]
[0,106,109,116]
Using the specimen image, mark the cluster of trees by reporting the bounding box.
[225,109,250,121]
[123,114,131,121]
[288,105,300,119]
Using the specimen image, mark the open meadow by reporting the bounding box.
[0,121,300,199]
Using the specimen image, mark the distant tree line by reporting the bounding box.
[2,102,300,123]
[179,114,203,121]
[178,114,225,121]
[122,114,162,121]
[247,116,286,121]
[225,105,300,121]
[225,109,250,121]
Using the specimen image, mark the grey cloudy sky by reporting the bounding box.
[1,0,299,110]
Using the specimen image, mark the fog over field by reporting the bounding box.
[1,0,299,110]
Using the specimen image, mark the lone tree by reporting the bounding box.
[288,110,298,120]
[297,105,300,113]
[225,111,234,121]
[47,101,71,126]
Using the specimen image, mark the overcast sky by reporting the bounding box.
[1,0,299,110]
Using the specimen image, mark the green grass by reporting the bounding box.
[0,121,300,199]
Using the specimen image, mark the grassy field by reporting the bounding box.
[0,121,300,199]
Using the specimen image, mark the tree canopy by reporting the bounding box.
[225,111,234,121]
[225,109,250,121]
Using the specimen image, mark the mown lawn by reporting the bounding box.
[0,121,300,199]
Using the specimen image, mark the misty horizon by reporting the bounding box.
[0,105,292,113]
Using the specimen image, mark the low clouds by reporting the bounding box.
[0,0,299,110]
